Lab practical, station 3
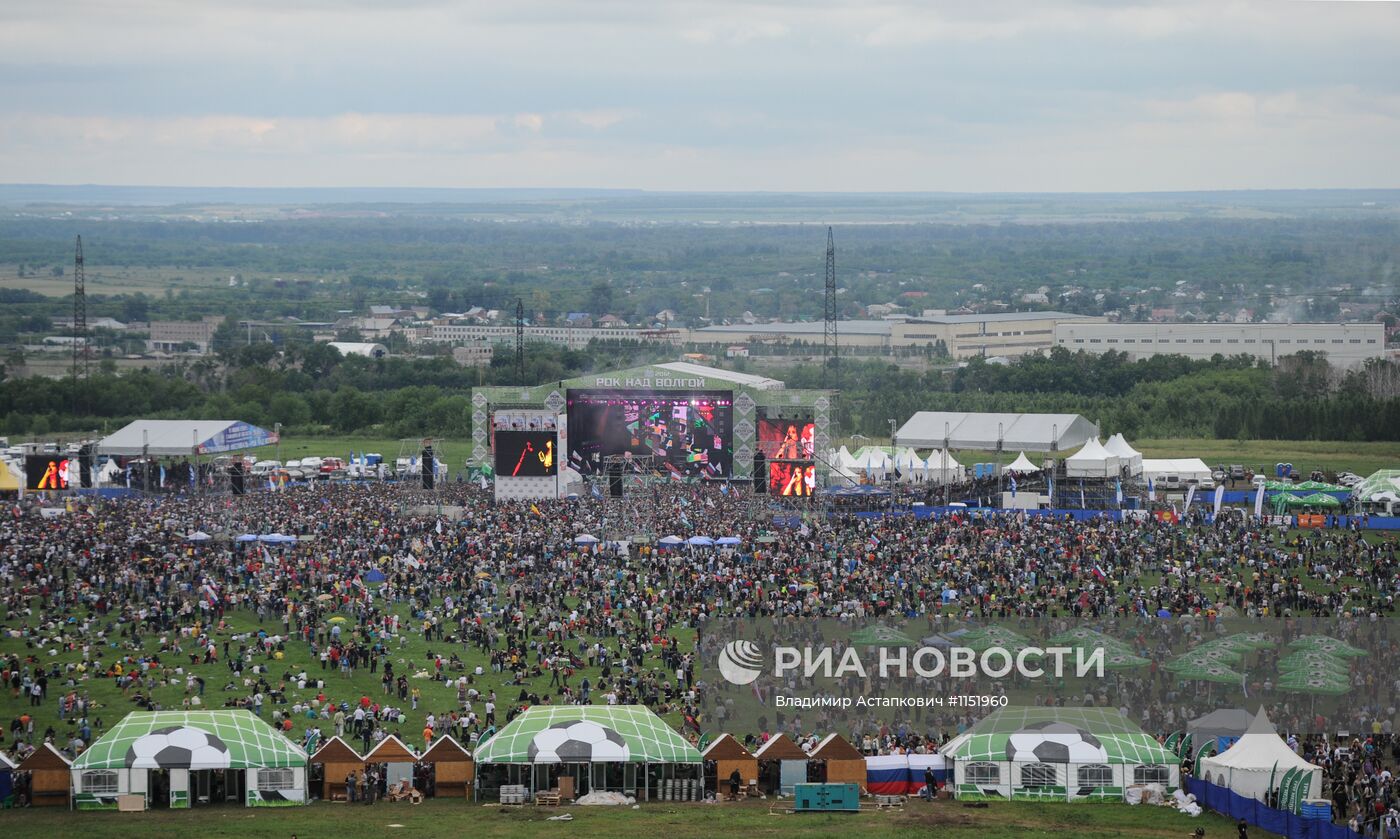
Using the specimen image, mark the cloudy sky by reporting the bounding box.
[2,0,1398,191]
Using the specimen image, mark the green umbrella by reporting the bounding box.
[1277,652,1350,675]
[1289,636,1365,657]
[1169,660,1245,684]
[1276,671,1350,695]
[961,627,1031,652]
[1221,632,1275,651]
[848,625,916,647]
[1301,492,1341,508]
[1092,649,1151,670]
[1048,627,1134,654]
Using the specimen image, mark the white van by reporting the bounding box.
[300,456,324,471]
[251,460,280,475]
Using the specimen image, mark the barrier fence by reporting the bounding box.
[1185,778,1362,839]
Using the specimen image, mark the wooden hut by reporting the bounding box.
[703,734,758,799]
[420,735,474,799]
[364,735,420,792]
[310,737,365,802]
[810,733,867,791]
[753,733,809,795]
[17,742,71,807]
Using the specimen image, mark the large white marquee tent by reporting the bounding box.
[895,412,1099,453]
[98,420,278,457]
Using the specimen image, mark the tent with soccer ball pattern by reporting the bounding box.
[473,705,702,800]
[945,707,1178,803]
[71,710,308,809]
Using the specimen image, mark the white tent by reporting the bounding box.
[1199,708,1322,803]
[1004,452,1040,474]
[1141,458,1212,484]
[1065,438,1120,479]
[1104,434,1144,476]
[923,450,962,485]
[892,448,925,482]
[837,446,860,472]
[854,448,890,480]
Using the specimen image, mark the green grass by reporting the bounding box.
[1134,438,1400,478]
[2,600,693,762]
[6,797,1274,838]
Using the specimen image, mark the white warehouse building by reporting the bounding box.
[1053,321,1385,369]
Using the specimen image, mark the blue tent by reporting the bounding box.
[235,534,259,543]
[364,569,387,583]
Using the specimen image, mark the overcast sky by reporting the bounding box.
[2,0,1398,192]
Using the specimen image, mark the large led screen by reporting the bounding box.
[494,430,558,477]
[567,390,732,478]
[757,418,815,460]
[768,461,816,497]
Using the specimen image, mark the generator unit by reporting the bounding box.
[793,782,860,813]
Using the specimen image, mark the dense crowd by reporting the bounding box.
[1,478,1398,823]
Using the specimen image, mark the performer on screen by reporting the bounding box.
[776,424,801,459]
[782,464,805,496]
[37,459,62,490]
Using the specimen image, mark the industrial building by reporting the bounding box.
[1053,321,1385,369]
[417,323,679,350]
[688,312,1099,359]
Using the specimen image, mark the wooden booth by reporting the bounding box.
[420,735,474,799]
[365,735,420,797]
[810,733,867,791]
[310,737,365,802]
[18,742,72,807]
[703,734,758,799]
[753,733,809,796]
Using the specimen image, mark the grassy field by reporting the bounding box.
[6,798,1272,839]
[1133,438,1400,477]
[0,597,695,758]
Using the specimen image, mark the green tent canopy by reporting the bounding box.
[73,710,308,770]
[472,705,701,765]
[945,707,1175,765]
[1300,492,1342,508]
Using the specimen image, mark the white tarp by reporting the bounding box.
[1065,438,1120,478]
[1141,458,1213,483]
[895,411,1099,453]
[1104,434,1144,476]
[98,419,278,457]
[1199,709,1322,803]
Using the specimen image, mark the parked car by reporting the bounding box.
[1251,475,1269,488]
[1229,465,1246,481]
[1211,470,1227,484]
[251,460,280,476]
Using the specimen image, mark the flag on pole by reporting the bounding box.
[1115,479,1123,508]
[1009,475,1017,497]
[1184,484,1197,512]
[1213,484,1225,516]
[1146,476,1154,498]
[1253,483,1266,517]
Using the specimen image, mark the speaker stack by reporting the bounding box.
[421,446,435,489]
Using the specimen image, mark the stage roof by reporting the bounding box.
[895,412,1098,453]
[98,420,278,457]
[557,362,786,392]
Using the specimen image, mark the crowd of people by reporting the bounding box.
[0,476,1397,824]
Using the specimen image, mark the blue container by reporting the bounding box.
[794,783,861,813]
[1300,799,1332,821]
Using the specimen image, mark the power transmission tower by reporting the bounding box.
[515,297,525,383]
[72,235,88,381]
[823,226,838,386]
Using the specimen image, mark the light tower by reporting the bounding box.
[515,297,525,383]
[823,226,838,387]
[72,235,87,380]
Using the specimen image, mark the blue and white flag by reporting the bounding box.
[159,465,166,487]
[1147,476,1155,498]
[1009,475,1017,497]
[1115,479,1123,508]
[590,482,603,499]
